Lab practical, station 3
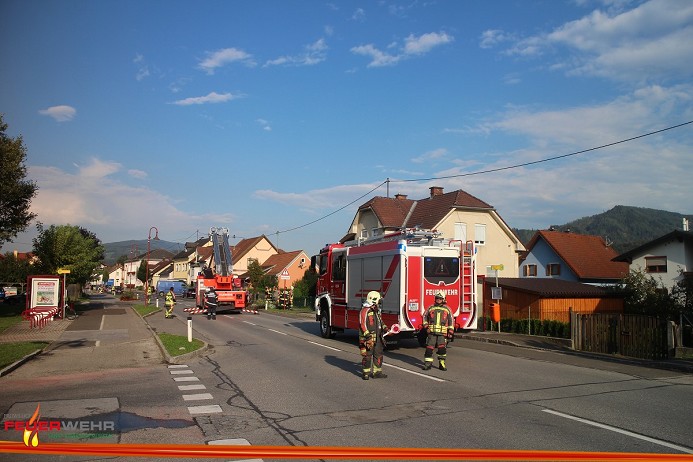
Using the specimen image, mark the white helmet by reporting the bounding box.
[434,291,446,301]
[367,291,381,305]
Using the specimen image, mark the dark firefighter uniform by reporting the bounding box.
[205,288,218,320]
[165,287,176,319]
[359,291,388,380]
[422,292,454,371]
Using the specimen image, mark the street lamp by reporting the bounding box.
[144,226,159,307]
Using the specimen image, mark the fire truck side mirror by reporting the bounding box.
[490,303,500,323]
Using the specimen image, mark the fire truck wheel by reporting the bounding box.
[319,312,335,339]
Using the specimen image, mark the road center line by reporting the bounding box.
[308,340,341,351]
[542,409,693,454]
[384,363,446,382]
[267,328,287,336]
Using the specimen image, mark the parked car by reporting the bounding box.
[0,287,5,301]
[186,287,196,298]
[4,292,27,306]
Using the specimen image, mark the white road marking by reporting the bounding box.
[182,393,214,401]
[168,364,188,369]
[542,409,693,454]
[170,369,194,375]
[267,328,287,335]
[188,404,223,414]
[208,438,263,462]
[178,384,206,391]
[308,340,341,351]
[243,321,257,326]
[384,363,446,382]
[173,376,200,382]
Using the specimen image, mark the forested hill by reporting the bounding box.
[512,205,692,254]
[102,240,184,265]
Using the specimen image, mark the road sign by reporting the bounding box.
[57,268,71,274]
[280,269,290,280]
[491,264,504,271]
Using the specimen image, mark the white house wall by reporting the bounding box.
[629,239,689,290]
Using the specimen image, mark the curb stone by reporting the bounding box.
[0,349,44,377]
[139,309,212,365]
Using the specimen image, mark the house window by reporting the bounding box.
[546,263,561,276]
[645,256,667,273]
[523,264,537,277]
[474,224,486,246]
[454,222,467,243]
[360,229,368,239]
[371,228,381,238]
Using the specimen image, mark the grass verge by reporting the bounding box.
[158,332,204,357]
[132,303,160,318]
[0,342,49,369]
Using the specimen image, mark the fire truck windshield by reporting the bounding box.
[424,257,459,284]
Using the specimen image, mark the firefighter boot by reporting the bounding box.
[373,372,388,379]
[439,359,447,371]
[362,373,370,381]
[422,361,432,370]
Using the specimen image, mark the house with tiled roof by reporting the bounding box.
[613,229,693,293]
[346,186,525,278]
[123,248,175,288]
[229,235,279,276]
[521,230,629,285]
[261,250,310,289]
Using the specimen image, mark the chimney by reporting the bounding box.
[394,193,408,200]
[429,186,444,198]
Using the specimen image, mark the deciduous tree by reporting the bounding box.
[0,115,38,247]
[32,224,105,287]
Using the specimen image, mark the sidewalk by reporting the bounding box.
[0,297,209,377]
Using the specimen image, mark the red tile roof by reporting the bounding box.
[230,235,278,265]
[359,189,493,230]
[261,250,306,276]
[527,230,628,280]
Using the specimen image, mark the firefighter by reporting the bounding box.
[205,287,218,320]
[422,290,454,371]
[164,287,176,319]
[359,290,388,380]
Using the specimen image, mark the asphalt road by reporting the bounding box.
[1,299,691,461]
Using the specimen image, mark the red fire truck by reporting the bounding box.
[192,227,248,314]
[313,228,477,344]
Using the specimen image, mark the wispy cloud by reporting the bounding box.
[411,148,448,164]
[264,38,328,67]
[172,92,241,106]
[38,105,76,122]
[351,31,453,67]
[256,118,272,131]
[198,47,254,74]
[483,0,693,82]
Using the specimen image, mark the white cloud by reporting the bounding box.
[444,84,693,228]
[198,47,254,74]
[256,118,272,131]
[254,183,382,210]
[128,169,148,179]
[404,32,453,55]
[411,148,448,164]
[352,8,366,22]
[495,0,693,82]
[172,92,241,106]
[38,105,76,122]
[352,31,454,67]
[13,158,234,249]
[264,38,328,67]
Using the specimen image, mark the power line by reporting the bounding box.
[276,120,692,237]
[392,119,693,183]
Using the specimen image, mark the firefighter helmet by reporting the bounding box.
[434,291,446,300]
[367,291,381,305]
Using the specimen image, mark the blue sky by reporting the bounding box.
[2,0,692,257]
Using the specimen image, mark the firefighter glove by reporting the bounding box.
[364,336,375,350]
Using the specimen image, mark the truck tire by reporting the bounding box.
[319,311,335,339]
[159,291,164,297]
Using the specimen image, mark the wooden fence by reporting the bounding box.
[571,312,669,360]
